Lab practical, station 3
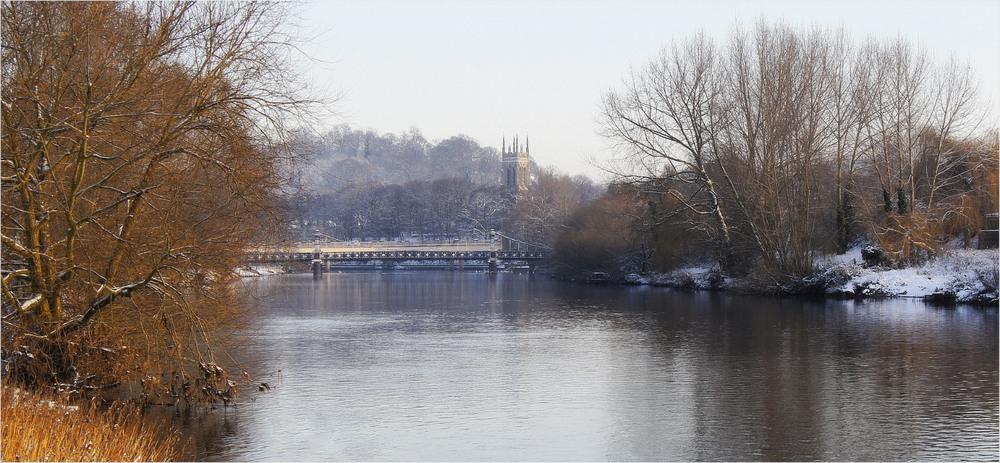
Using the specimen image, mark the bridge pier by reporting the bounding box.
[311,259,322,279]
[312,247,323,279]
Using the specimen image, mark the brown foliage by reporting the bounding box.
[1,1,309,402]
[872,133,998,264]
[873,213,941,265]
[504,168,600,247]
[646,194,710,272]
[553,185,648,279]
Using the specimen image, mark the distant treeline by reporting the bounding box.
[289,125,601,243]
[292,125,535,191]
[296,179,513,240]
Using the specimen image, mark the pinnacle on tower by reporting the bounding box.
[500,132,532,195]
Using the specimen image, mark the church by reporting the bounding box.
[501,135,530,196]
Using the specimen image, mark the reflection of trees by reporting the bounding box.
[604,294,998,460]
[227,275,995,460]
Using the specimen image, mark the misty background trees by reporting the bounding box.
[290,126,512,240]
[287,125,601,243]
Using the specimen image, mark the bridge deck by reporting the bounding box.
[283,240,502,254]
[249,241,544,263]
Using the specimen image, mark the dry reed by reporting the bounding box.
[1,385,183,462]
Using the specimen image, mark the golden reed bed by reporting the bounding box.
[1,385,182,462]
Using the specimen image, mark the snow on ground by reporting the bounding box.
[631,247,998,304]
[7,388,80,411]
[235,265,284,277]
[628,263,727,291]
[822,247,998,303]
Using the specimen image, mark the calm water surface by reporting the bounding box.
[184,272,998,461]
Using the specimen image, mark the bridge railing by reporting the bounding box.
[247,249,545,264]
[494,233,551,253]
[247,235,549,263]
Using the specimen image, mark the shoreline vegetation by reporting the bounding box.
[586,246,999,306]
[1,383,183,462]
[2,2,313,461]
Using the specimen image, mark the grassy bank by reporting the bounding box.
[1,384,183,462]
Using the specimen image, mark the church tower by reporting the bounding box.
[502,135,531,196]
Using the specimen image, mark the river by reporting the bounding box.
[181,271,998,461]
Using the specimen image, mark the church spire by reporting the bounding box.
[526,136,529,154]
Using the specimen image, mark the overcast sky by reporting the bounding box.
[295,0,1000,180]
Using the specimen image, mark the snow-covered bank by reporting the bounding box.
[625,265,727,290]
[624,247,998,305]
[235,265,284,277]
[817,247,998,304]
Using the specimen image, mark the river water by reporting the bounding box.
[183,271,998,461]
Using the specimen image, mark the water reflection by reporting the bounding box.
[181,272,997,461]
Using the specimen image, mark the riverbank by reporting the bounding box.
[235,264,284,277]
[1,384,183,461]
[623,247,999,305]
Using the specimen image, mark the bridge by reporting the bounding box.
[248,234,547,275]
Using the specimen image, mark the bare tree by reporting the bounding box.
[602,20,995,277]
[603,23,843,274]
[2,1,315,400]
[463,186,513,237]
[504,167,595,247]
[717,22,841,274]
[600,32,739,267]
[856,40,991,262]
[920,56,987,211]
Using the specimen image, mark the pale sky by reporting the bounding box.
[296,0,1000,179]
